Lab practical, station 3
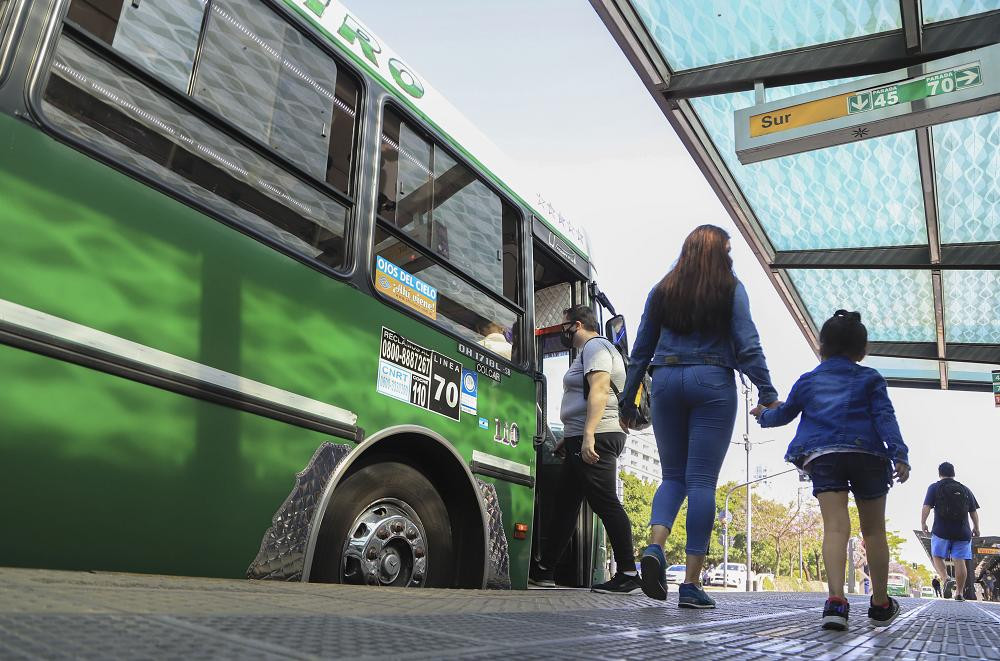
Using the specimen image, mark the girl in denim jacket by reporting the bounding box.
[753,310,910,631]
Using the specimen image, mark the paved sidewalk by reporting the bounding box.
[2,567,999,659]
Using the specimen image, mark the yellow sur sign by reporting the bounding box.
[749,91,854,138]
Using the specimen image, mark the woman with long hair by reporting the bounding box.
[620,224,779,608]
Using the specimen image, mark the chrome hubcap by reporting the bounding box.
[341,499,427,587]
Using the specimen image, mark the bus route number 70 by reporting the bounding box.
[429,352,462,421]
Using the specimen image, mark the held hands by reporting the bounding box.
[974,526,981,537]
[581,433,600,465]
[749,400,783,419]
[922,522,929,534]
[893,461,910,483]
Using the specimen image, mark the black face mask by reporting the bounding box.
[560,325,577,349]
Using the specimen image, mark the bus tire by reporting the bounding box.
[311,461,454,588]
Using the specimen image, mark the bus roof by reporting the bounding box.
[283,0,592,262]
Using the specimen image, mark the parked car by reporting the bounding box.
[664,565,686,584]
[710,563,747,588]
[920,586,936,598]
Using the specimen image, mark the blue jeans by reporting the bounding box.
[650,365,737,555]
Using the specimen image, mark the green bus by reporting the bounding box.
[0,0,627,590]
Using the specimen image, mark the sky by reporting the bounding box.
[340,0,998,566]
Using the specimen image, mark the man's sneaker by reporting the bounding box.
[868,597,901,627]
[944,579,956,599]
[677,582,716,609]
[528,563,555,588]
[821,597,850,631]
[592,572,643,595]
[639,544,667,600]
[955,593,966,602]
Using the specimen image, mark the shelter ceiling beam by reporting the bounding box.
[658,11,1000,100]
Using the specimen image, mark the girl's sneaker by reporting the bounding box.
[821,596,850,631]
[639,544,667,600]
[677,582,716,609]
[868,597,901,627]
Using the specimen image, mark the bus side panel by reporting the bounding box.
[0,113,537,578]
[0,342,331,578]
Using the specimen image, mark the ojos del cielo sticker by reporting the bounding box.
[375,255,437,320]
[377,327,461,421]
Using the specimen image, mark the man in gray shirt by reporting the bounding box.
[529,305,639,594]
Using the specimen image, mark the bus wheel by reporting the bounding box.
[314,461,454,587]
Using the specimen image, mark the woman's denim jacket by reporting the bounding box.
[758,356,910,468]
[621,280,778,408]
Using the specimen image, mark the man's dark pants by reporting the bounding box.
[540,432,635,572]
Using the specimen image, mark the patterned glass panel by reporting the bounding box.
[194,0,334,180]
[943,270,1000,344]
[789,269,936,342]
[923,0,1000,23]
[630,0,901,71]
[861,356,941,382]
[933,112,1000,244]
[111,0,205,92]
[691,84,927,250]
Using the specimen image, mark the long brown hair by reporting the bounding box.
[650,225,736,335]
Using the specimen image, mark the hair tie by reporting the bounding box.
[834,309,862,323]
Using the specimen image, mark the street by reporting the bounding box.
[2,568,999,659]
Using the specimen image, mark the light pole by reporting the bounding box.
[721,466,797,590]
[731,384,775,591]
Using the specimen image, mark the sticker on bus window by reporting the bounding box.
[375,256,438,320]
[378,327,461,421]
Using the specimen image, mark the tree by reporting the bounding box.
[620,471,655,560]
[620,471,688,563]
[886,530,907,563]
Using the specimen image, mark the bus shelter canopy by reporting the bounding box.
[596,0,1000,390]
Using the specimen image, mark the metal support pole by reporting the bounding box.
[847,537,856,594]
[797,486,803,580]
[744,384,753,592]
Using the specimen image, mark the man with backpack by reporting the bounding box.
[529,305,640,593]
[921,462,981,601]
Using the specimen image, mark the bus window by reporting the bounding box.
[45,1,361,270]
[193,0,342,184]
[378,107,520,303]
[374,228,520,363]
[67,0,204,94]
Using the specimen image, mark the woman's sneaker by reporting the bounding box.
[868,597,901,627]
[677,582,716,609]
[821,596,850,631]
[592,572,643,594]
[639,544,667,600]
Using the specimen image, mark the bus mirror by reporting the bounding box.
[606,315,628,356]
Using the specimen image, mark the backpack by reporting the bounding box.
[934,479,970,522]
[580,337,652,432]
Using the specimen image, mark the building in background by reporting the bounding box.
[621,431,660,484]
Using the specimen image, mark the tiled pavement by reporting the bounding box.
[1,567,999,659]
